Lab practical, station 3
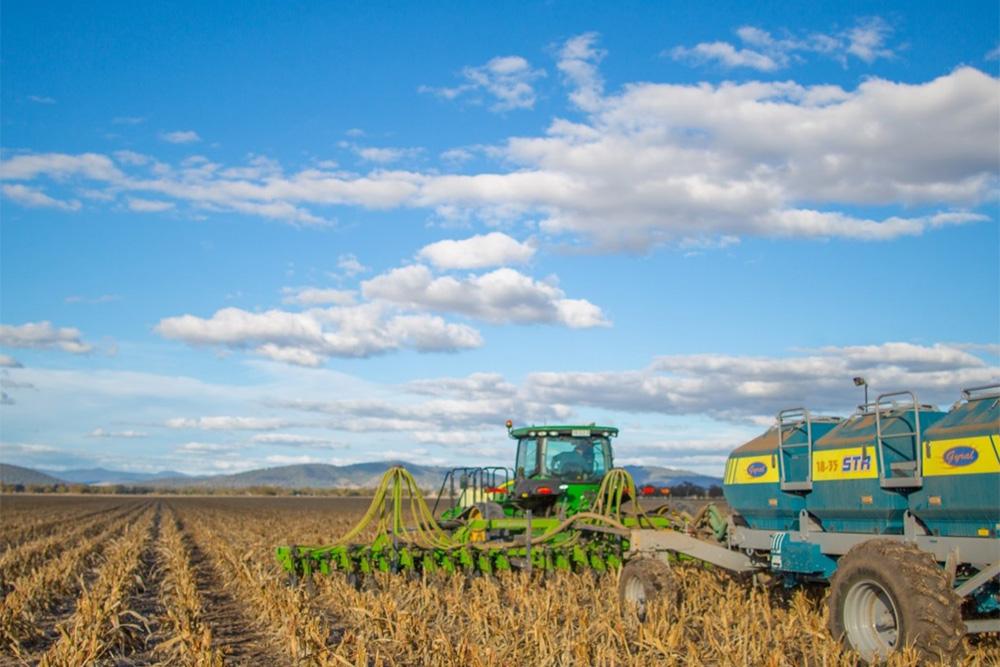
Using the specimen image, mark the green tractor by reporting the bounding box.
[434,422,621,522]
[276,421,686,581]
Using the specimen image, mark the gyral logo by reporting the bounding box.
[841,455,872,473]
[746,462,768,478]
[943,446,978,467]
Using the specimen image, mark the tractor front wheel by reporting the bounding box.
[618,558,679,621]
[827,539,964,664]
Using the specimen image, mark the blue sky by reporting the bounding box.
[1,1,997,477]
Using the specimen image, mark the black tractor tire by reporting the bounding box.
[618,558,680,621]
[827,539,964,664]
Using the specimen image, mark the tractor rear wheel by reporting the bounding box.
[618,558,679,621]
[827,539,964,664]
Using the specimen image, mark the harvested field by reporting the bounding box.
[0,495,996,666]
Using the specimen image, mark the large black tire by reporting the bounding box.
[618,558,680,621]
[828,539,964,664]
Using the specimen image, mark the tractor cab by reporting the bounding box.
[432,422,619,521]
[508,423,618,515]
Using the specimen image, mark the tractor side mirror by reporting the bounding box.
[459,473,469,490]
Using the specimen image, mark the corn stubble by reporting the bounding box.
[0,497,995,666]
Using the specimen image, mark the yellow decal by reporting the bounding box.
[923,435,1000,477]
[813,447,878,481]
[727,454,779,484]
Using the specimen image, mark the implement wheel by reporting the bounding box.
[618,558,679,621]
[828,539,964,664]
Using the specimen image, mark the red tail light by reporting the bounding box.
[641,485,656,496]
[536,486,553,495]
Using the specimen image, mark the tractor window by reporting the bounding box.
[516,438,540,477]
[546,437,609,480]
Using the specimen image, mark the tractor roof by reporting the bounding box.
[508,424,618,438]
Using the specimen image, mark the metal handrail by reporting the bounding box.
[430,466,513,516]
[962,384,1000,400]
[874,390,923,488]
[777,407,813,492]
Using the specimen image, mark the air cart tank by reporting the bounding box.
[909,385,1000,538]
[722,411,841,532]
[803,393,947,534]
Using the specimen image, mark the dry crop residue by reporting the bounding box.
[0,495,996,666]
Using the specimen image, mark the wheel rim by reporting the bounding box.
[624,577,648,619]
[843,578,900,661]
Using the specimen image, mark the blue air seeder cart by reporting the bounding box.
[278,385,1000,663]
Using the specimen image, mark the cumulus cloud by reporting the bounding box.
[526,342,999,423]
[337,254,369,277]
[0,42,995,250]
[354,146,422,164]
[0,355,23,368]
[166,416,291,430]
[2,184,81,211]
[417,232,536,269]
[361,265,608,327]
[156,303,483,365]
[0,322,93,354]
[161,130,201,144]
[557,32,606,111]
[671,18,897,71]
[281,287,356,306]
[421,55,546,111]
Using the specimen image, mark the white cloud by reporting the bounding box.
[846,17,894,63]
[671,18,896,71]
[127,197,174,212]
[355,146,422,164]
[0,153,123,181]
[421,55,546,111]
[0,54,994,250]
[156,303,483,365]
[337,254,368,277]
[0,355,23,368]
[161,130,201,144]
[0,322,93,354]
[987,45,1000,61]
[417,232,536,269]
[361,265,608,328]
[112,116,146,125]
[526,342,999,422]
[281,287,356,306]
[88,428,148,438]
[670,42,780,71]
[28,95,56,104]
[166,416,291,430]
[557,32,606,111]
[2,184,81,211]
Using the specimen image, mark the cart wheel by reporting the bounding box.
[828,539,964,664]
[618,558,680,621]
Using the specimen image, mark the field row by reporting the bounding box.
[1,496,997,666]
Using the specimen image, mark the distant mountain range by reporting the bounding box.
[37,467,191,485]
[2,461,721,491]
[0,463,67,486]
